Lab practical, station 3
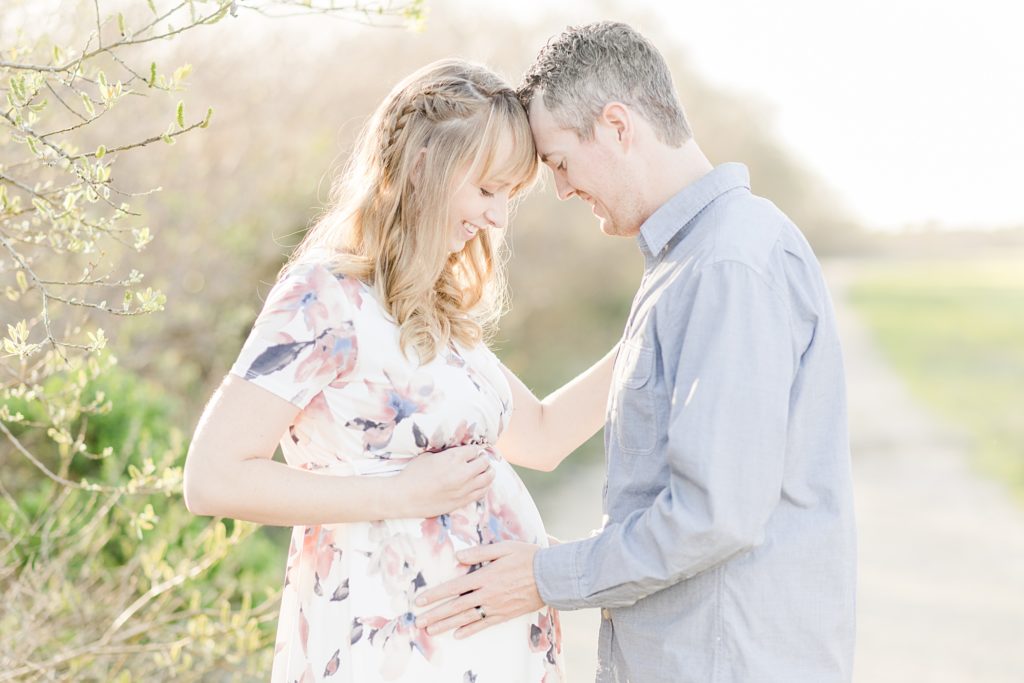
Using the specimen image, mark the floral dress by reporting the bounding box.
[229,261,563,683]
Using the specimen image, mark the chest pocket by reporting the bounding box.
[613,342,657,456]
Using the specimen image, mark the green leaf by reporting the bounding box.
[172,64,192,84]
[117,12,127,36]
[176,101,185,128]
[81,92,95,116]
[149,62,157,87]
[200,106,213,128]
[147,0,157,14]
[87,328,107,350]
[10,75,26,103]
[95,144,106,159]
[132,227,153,250]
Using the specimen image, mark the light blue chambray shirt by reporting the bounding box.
[534,163,856,683]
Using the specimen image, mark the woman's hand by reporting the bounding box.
[395,445,495,518]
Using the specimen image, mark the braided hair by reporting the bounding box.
[286,59,539,363]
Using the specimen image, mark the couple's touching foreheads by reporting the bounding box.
[185,20,856,683]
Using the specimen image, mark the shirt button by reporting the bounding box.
[601,608,612,621]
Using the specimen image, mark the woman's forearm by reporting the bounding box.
[184,375,496,527]
[184,454,398,525]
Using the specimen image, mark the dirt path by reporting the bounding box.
[828,259,1024,682]
[534,259,1024,681]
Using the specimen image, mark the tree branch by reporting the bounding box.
[0,420,117,493]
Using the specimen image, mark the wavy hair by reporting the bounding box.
[518,22,691,147]
[285,59,538,363]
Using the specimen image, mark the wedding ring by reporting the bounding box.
[475,605,487,620]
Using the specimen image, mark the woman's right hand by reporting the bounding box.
[395,445,496,518]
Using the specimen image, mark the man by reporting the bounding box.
[416,21,856,683]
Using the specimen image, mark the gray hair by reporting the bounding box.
[518,22,691,147]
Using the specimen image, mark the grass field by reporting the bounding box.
[848,257,1024,500]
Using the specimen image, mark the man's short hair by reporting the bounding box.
[518,21,692,147]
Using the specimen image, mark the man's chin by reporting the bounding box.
[597,217,636,238]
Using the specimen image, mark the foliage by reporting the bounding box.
[0,1,422,679]
[849,258,1024,500]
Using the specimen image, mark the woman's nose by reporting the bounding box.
[483,202,508,230]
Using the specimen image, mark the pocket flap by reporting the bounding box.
[618,343,653,389]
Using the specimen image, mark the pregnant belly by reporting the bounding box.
[470,456,547,546]
[346,449,546,545]
[342,451,547,598]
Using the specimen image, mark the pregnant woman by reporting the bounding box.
[184,59,615,683]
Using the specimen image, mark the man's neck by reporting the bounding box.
[641,139,714,217]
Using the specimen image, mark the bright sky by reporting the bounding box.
[6,1,1021,231]
[498,0,1024,232]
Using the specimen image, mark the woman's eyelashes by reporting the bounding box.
[479,187,495,198]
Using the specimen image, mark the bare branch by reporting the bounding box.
[0,172,48,200]
[93,0,105,51]
[102,550,224,643]
[42,80,91,127]
[72,116,209,161]
[0,238,100,317]
[0,420,117,494]
[0,1,421,72]
[0,109,128,215]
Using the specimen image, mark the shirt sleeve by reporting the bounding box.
[534,260,795,609]
[229,262,360,409]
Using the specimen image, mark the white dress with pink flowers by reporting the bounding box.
[229,261,563,683]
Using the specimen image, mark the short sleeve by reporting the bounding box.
[229,262,360,409]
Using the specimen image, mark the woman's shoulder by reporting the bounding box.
[280,258,356,287]
[277,259,370,312]
[456,338,505,373]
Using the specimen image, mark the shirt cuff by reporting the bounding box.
[534,540,585,610]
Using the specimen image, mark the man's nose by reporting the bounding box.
[553,173,575,201]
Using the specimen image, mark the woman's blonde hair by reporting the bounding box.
[285,59,539,363]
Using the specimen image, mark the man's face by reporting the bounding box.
[528,98,642,238]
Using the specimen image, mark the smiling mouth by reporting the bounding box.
[461,221,481,239]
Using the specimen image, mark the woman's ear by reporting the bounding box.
[409,147,428,189]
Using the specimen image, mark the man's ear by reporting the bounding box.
[599,102,633,149]
[409,147,427,188]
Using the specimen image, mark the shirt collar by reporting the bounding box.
[637,162,751,258]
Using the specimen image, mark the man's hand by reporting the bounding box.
[415,541,543,638]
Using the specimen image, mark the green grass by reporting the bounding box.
[848,258,1024,499]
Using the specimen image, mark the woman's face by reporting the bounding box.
[446,132,520,252]
[446,166,511,253]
